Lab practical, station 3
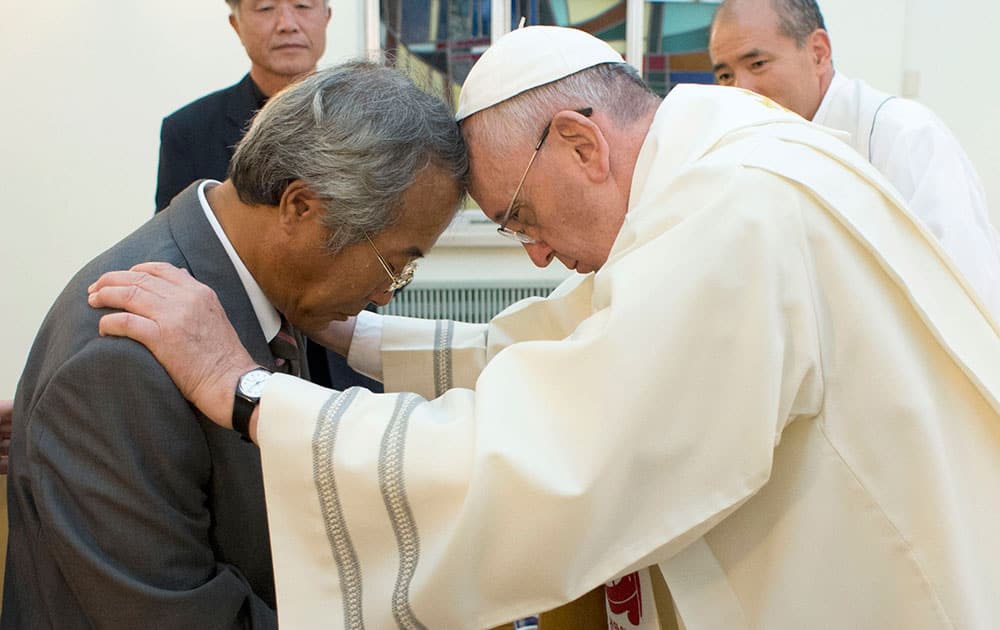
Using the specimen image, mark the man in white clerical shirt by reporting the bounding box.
[90,27,1000,630]
[709,0,1000,322]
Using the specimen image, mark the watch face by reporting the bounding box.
[239,369,272,398]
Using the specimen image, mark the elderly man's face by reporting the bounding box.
[709,1,827,120]
[264,166,461,334]
[466,114,625,274]
[230,0,331,88]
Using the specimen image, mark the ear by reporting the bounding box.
[549,110,611,184]
[228,12,240,37]
[808,29,832,71]
[277,180,325,231]
[325,5,333,23]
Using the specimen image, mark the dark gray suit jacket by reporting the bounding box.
[2,183,292,629]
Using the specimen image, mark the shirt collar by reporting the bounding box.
[197,180,282,343]
[811,71,847,124]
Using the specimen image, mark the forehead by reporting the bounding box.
[393,166,463,237]
[237,0,328,9]
[465,134,532,217]
[710,3,787,57]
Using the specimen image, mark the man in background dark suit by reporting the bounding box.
[1,63,467,629]
[155,0,330,213]
[156,0,383,392]
[155,72,265,213]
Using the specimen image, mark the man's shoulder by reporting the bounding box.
[16,219,183,393]
[22,201,239,384]
[875,95,945,136]
[838,76,941,131]
[162,75,251,128]
[56,219,185,320]
[46,196,215,330]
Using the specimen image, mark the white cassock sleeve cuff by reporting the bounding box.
[346,309,384,382]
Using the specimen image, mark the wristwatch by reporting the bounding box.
[233,367,273,442]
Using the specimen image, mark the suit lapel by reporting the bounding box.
[164,183,277,372]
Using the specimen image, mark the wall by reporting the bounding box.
[823,0,1000,223]
[0,1,998,399]
[901,0,1000,224]
[0,1,362,398]
[821,0,906,94]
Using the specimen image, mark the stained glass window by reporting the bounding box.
[374,0,721,109]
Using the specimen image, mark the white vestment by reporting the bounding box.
[813,71,1000,320]
[257,85,1000,629]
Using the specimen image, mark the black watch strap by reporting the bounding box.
[232,395,257,442]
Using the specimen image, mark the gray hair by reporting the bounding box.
[714,0,827,47]
[229,61,468,252]
[461,62,660,155]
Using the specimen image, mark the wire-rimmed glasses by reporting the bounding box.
[364,233,416,292]
[496,107,594,244]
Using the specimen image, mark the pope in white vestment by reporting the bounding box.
[253,82,1000,629]
[812,71,1000,320]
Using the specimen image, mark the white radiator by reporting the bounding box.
[378,282,559,323]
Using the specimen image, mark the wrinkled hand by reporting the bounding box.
[0,398,12,474]
[87,262,257,428]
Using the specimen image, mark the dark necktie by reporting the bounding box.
[270,316,301,377]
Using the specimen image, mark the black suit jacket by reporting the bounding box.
[155,74,383,392]
[2,184,286,629]
[156,74,262,212]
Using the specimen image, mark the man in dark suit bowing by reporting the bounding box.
[156,0,383,393]
[1,63,467,630]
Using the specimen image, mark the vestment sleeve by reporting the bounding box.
[258,166,824,629]
[348,276,593,397]
[27,337,276,629]
[869,100,1000,318]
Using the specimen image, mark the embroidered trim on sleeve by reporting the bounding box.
[313,388,366,629]
[433,320,455,398]
[379,393,428,630]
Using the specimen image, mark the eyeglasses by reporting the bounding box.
[364,233,416,292]
[497,107,594,244]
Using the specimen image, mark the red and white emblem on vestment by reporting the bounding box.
[605,571,643,625]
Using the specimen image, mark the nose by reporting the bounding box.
[368,288,394,307]
[732,70,755,91]
[523,241,555,268]
[276,4,300,32]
